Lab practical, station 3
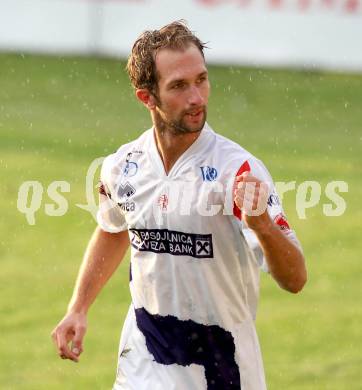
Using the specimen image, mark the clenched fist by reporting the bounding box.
[234,171,271,232]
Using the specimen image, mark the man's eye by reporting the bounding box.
[172,83,184,89]
[197,76,207,84]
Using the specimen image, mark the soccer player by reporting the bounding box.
[52,21,307,389]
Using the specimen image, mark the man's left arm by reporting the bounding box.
[234,171,307,293]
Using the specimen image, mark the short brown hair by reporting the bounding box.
[126,20,207,94]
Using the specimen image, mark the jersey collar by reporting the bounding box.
[148,122,213,178]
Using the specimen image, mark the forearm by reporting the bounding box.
[68,227,129,314]
[253,218,307,293]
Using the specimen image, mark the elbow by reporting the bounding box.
[286,279,306,294]
[284,269,307,294]
[284,251,308,294]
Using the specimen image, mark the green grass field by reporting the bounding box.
[1,53,361,389]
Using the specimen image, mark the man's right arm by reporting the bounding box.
[51,226,129,362]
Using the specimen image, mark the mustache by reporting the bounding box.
[184,106,206,116]
[154,105,207,135]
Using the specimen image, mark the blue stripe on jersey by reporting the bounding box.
[134,307,241,389]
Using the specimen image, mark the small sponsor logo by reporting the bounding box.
[196,238,212,256]
[158,194,169,211]
[123,150,142,177]
[267,193,280,207]
[200,166,218,182]
[130,228,214,259]
[120,348,131,358]
[118,201,135,212]
[123,161,138,177]
[126,150,143,159]
[117,182,136,199]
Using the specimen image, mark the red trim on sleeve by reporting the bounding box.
[98,181,112,198]
[274,213,290,231]
[233,160,251,220]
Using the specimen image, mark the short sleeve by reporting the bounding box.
[233,157,302,272]
[96,156,128,233]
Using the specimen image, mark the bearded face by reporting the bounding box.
[154,100,207,135]
[151,45,210,135]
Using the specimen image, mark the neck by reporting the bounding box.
[153,124,202,175]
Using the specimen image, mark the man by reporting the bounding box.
[52,21,307,389]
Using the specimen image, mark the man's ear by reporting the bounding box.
[136,89,157,110]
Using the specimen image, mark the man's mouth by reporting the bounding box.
[186,108,204,117]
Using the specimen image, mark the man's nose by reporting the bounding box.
[188,85,204,106]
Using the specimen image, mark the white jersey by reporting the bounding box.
[97,123,300,390]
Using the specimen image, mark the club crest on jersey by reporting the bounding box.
[200,166,218,182]
[117,182,136,199]
[158,194,169,211]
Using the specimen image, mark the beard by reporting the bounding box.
[154,105,207,135]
